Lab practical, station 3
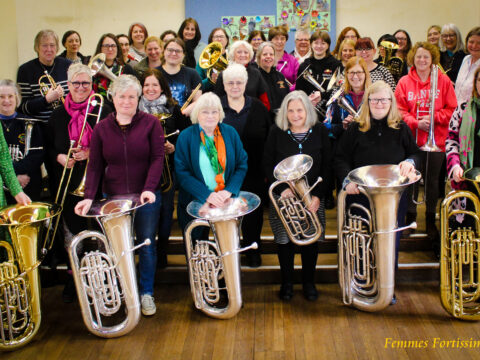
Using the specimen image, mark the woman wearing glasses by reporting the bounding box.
[439,24,466,83]
[160,38,202,116]
[395,41,457,254]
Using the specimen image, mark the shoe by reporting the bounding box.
[62,277,76,303]
[279,283,294,301]
[325,195,335,210]
[302,283,318,301]
[390,294,397,306]
[141,294,156,316]
[403,212,417,237]
[247,252,262,268]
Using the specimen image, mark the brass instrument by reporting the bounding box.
[326,88,360,120]
[278,61,293,88]
[70,94,104,197]
[326,67,344,92]
[338,165,419,312]
[88,53,118,82]
[440,168,480,320]
[180,83,202,113]
[299,65,328,116]
[268,154,323,246]
[154,113,180,193]
[184,191,260,319]
[199,42,228,84]
[380,41,404,83]
[68,195,151,337]
[38,71,65,109]
[0,202,61,350]
[6,118,44,162]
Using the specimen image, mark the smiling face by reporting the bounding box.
[467,35,480,62]
[441,30,457,51]
[65,33,81,54]
[224,77,246,100]
[414,47,433,73]
[212,29,228,50]
[344,29,358,43]
[295,34,310,54]
[356,46,374,64]
[68,72,92,103]
[113,87,138,118]
[101,37,118,64]
[164,42,184,66]
[287,99,307,131]
[142,75,162,101]
[183,22,196,41]
[197,107,220,133]
[233,45,251,65]
[118,36,130,57]
[346,64,366,92]
[427,28,441,45]
[341,44,355,63]
[271,35,287,53]
[311,38,329,59]
[0,86,17,116]
[369,88,392,120]
[249,35,264,52]
[146,41,162,63]
[37,35,57,66]
[131,25,145,46]
[259,45,275,71]
[395,31,408,51]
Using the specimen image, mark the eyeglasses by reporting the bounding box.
[102,44,117,49]
[70,81,91,89]
[200,109,219,116]
[347,71,365,77]
[166,48,183,54]
[296,38,309,42]
[225,81,245,87]
[213,35,226,40]
[395,37,407,42]
[368,98,391,104]
[441,34,456,39]
[356,48,372,52]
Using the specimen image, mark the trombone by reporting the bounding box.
[38,71,65,109]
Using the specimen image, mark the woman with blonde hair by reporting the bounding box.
[134,36,164,79]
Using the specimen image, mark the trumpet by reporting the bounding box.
[38,71,64,109]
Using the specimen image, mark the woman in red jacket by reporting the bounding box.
[395,41,457,251]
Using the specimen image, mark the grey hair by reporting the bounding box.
[109,74,142,98]
[0,79,21,107]
[67,63,92,82]
[222,63,248,84]
[295,28,311,40]
[275,91,317,131]
[34,29,59,54]
[227,40,254,63]
[439,23,464,52]
[190,92,225,124]
[255,41,276,64]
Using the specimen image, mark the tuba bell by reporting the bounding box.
[380,40,404,83]
[199,42,228,84]
[68,195,151,337]
[184,191,260,319]
[337,165,419,312]
[0,202,61,351]
[268,154,323,246]
[88,53,118,82]
[440,168,480,320]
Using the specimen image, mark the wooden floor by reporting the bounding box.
[4,281,480,360]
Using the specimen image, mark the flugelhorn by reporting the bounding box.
[68,195,151,337]
[199,42,228,84]
[0,202,61,350]
[38,71,64,109]
[268,154,323,246]
[184,192,260,319]
[440,167,480,320]
[337,165,419,312]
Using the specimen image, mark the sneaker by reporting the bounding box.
[141,294,156,316]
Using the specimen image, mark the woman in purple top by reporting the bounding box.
[268,26,299,87]
[75,74,164,317]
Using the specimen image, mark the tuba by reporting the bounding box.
[0,202,61,351]
[268,154,323,246]
[68,195,151,337]
[379,41,404,83]
[440,167,480,320]
[199,42,228,85]
[337,165,419,312]
[184,191,260,319]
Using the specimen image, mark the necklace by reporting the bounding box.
[40,60,56,75]
[287,128,312,153]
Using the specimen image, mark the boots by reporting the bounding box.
[426,212,440,258]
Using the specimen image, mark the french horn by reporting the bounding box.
[337,165,419,312]
[440,167,480,320]
[184,191,260,319]
[268,154,323,246]
[0,202,61,350]
[68,195,151,337]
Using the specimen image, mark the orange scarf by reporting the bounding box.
[200,126,226,191]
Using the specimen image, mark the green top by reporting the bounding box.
[0,125,22,207]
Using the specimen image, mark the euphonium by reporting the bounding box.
[268,154,323,246]
[0,202,61,350]
[199,42,228,84]
[68,195,151,337]
[38,71,65,109]
[337,165,419,312]
[380,41,404,83]
[184,191,260,319]
[440,168,480,320]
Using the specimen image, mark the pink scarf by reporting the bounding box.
[64,91,95,148]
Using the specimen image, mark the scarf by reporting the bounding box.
[458,96,480,170]
[200,126,226,191]
[64,91,95,147]
[138,94,170,116]
[0,112,17,120]
[183,39,198,68]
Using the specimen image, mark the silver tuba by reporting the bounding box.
[268,154,323,246]
[337,165,419,312]
[184,191,260,319]
[68,195,151,337]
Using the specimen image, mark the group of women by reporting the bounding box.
[1,20,479,317]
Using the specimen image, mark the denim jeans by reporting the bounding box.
[134,190,162,296]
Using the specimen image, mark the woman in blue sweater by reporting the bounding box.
[174,92,248,235]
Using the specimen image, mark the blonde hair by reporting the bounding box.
[343,56,371,93]
[356,80,401,132]
[0,79,21,107]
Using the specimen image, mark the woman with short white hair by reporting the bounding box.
[215,40,270,110]
[220,63,270,267]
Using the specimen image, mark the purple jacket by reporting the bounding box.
[276,51,299,87]
[84,110,164,199]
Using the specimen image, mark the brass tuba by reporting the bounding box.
[440,168,480,320]
[268,154,323,246]
[0,202,61,350]
[380,40,404,83]
[199,42,228,84]
[337,165,419,312]
[68,195,151,337]
[184,191,260,319]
